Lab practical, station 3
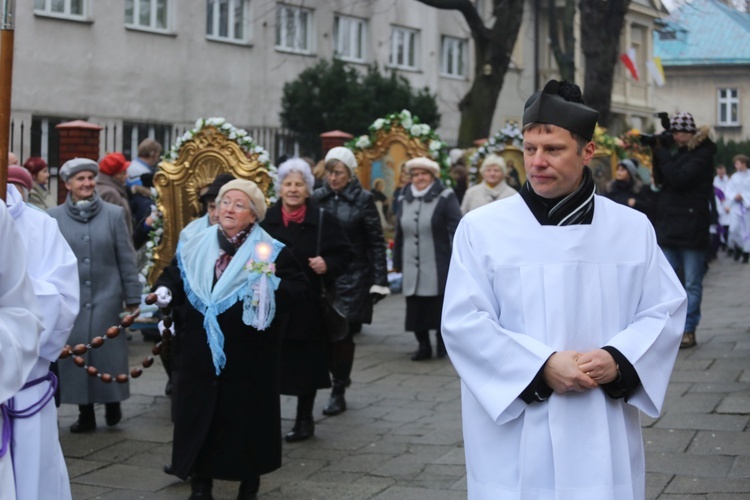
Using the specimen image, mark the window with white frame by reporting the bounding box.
[390,27,419,70]
[206,0,248,42]
[276,4,313,53]
[126,0,170,31]
[718,88,740,126]
[441,36,466,77]
[334,15,366,62]
[34,0,87,19]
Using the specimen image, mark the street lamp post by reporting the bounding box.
[0,0,15,202]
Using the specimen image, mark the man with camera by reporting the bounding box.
[652,112,716,349]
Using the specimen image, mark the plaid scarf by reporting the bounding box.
[215,226,251,280]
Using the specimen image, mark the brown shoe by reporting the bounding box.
[680,331,696,349]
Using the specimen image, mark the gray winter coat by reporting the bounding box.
[49,194,141,404]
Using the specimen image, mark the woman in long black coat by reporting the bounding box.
[311,147,391,416]
[261,158,353,442]
[154,179,307,500]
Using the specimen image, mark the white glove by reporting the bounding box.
[154,286,172,308]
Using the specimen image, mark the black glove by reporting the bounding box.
[371,293,386,305]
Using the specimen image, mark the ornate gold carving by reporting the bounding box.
[353,125,430,190]
[148,126,272,285]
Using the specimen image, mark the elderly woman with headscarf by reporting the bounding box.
[393,157,462,360]
[48,158,141,433]
[312,147,390,417]
[460,153,518,214]
[153,179,307,500]
[23,157,56,210]
[261,158,353,442]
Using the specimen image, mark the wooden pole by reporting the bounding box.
[0,0,15,203]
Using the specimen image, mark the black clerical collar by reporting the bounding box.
[520,167,596,226]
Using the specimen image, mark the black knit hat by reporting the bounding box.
[523,80,600,141]
[199,173,235,203]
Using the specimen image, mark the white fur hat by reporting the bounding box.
[404,157,441,178]
[324,147,357,174]
[480,154,507,175]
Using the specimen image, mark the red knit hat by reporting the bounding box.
[99,152,128,176]
[8,165,33,192]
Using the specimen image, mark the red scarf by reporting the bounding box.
[281,204,307,227]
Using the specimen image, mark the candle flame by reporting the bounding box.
[255,242,272,261]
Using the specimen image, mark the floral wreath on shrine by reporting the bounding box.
[614,128,651,158]
[346,109,451,179]
[468,121,524,178]
[139,117,276,288]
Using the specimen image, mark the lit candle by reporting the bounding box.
[254,242,272,262]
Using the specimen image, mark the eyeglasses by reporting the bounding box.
[220,199,250,212]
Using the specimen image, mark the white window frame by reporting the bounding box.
[206,0,250,44]
[125,0,171,33]
[33,0,89,21]
[718,88,740,126]
[390,26,419,71]
[276,4,313,54]
[334,15,366,63]
[441,36,467,78]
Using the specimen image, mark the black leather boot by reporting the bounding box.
[237,475,259,500]
[411,331,432,361]
[105,402,122,426]
[189,476,214,500]
[286,393,315,441]
[70,404,96,433]
[435,331,447,359]
[323,382,347,416]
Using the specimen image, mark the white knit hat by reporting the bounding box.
[324,147,357,174]
[480,154,507,175]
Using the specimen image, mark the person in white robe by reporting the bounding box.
[0,201,43,499]
[442,80,687,500]
[725,155,750,261]
[6,184,79,500]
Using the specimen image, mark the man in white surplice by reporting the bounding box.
[442,80,687,500]
[0,201,43,499]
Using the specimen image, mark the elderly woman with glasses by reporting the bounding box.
[261,158,353,442]
[393,157,462,360]
[312,147,390,417]
[153,179,307,500]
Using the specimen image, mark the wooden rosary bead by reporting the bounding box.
[90,336,105,348]
[59,347,71,359]
[115,374,129,384]
[100,373,113,383]
[142,356,154,368]
[163,316,173,328]
[106,326,120,339]
[73,356,86,367]
[72,344,88,355]
[130,368,143,378]
[151,344,162,356]
[86,366,98,377]
[145,293,157,305]
[120,313,137,328]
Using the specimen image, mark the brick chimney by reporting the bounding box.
[55,120,102,204]
[320,130,354,157]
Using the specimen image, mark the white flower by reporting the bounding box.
[419,124,431,136]
[355,135,371,149]
[410,125,422,137]
[429,140,441,151]
[229,131,237,140]
[221,122,231,130]
[258,153,270,164]
[399,109,412,120]
[373,118,386,130]
[401,117,413,129]
[146,241,154,249]
[255,145,265,153]
[195,118,204,129]
[155,227,164,236]
[236,129,248,137]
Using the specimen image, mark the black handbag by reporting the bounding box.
[317,209,349,342]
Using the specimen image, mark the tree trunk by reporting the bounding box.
[415,0,524,147]
[548,0,576,83]
[579,0,631,127]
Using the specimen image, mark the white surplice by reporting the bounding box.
[725,170,750,252]
[6,185,79,500]
[0,202,43,500]
[442,194,687,500]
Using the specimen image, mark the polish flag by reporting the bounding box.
[620,48,639,81]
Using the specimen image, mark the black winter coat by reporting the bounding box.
[604,179,654,221]
[653,126,716,249]
[155,243,307,481]
[312,178,389,325]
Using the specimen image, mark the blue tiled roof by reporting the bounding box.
[654,0,750,65]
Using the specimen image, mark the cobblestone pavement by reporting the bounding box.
[60,251,750,499]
